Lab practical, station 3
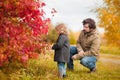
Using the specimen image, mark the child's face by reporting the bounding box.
[56,27,64,35]
[56,30,60,35]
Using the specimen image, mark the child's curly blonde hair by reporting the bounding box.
[55,23,68,36]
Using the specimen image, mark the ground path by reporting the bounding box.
[100,54,120,65]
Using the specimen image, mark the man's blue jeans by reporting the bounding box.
[67,46,97,70]
[57,62,66,76]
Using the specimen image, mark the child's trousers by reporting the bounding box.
[57,62,66,77]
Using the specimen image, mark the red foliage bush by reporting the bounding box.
[0,0,50,66]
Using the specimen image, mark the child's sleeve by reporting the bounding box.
[52,35,66,50]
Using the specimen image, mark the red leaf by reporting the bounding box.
[41,2,46,7]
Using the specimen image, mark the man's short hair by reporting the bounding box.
[82,18,96,29]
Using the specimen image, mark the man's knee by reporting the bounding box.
[80,56,97,68]
[80,57,90,65]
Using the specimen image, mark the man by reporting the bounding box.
[67,18,100,73]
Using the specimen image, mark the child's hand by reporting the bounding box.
[51,44,55,50]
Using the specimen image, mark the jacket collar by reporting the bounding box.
[84,29,97,37]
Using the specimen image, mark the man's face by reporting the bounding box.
[83,24,90,33]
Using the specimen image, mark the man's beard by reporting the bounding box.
[83,30,91,34]
[83,30,87,33]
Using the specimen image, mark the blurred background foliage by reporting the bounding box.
[96,0,120,48]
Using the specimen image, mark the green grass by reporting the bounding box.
[0,52,120,80]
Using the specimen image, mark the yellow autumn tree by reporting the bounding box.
[69,30,76,45]
[97,0,120,47]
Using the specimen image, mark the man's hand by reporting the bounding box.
[78,51,84,57]
[72,51,84,60]
[72,55,77,60]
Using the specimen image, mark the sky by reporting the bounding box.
[43,0,104,33]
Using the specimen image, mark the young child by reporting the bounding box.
[52,23,70,78]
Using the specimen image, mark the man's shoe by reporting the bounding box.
[88,67,96,73]
[63,75,67,78]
